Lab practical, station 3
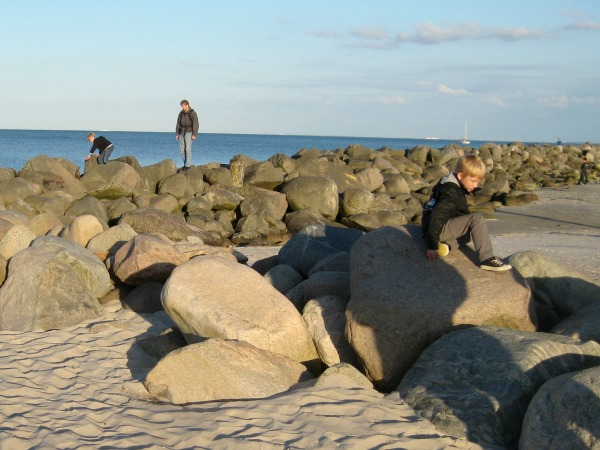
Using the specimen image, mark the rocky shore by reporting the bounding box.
[0,142,599,449]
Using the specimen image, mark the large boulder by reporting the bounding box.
[551,298,600,344]
[144,338,313,404]
[20,155,87,199]
[0,223,36,260]
[81,161,141,199]
[0,178,42,203]
[138,159,178,192]
[519,366,600,450]
[86,222,138,257]
[303,295,356,367]
[24,191,73,216]
[119,207,196,241]
[238,186,288,221]
[510,251,600,330]
[243,161,285,190]
[113,234,187,286]
[345,226,536,391]
[161,255,320,369]
[29,235,113,298]
[278,224,363,277]
[0,244,103,331]
[64,195,109,224]
[398,326,600,449]
[60,214,104,247]
[281,176,339,220]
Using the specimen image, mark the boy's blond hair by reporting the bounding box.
[455,155,486,179]
[87,132,95,139]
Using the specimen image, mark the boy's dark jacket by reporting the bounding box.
[422,172,472,250]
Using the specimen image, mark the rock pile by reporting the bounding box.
[0,142,598,448]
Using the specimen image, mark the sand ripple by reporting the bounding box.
[0,304,483,449]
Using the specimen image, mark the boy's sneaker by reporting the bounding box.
[480,257,512,272]
[438,242,451,257]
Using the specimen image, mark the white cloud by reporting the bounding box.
[306,30,344,39]
[571,96,600,105]
[564,21,600,30]
[537,95,569,108]
[351,27,389,40]
[393,22,546,45]
[488,97,507,107]
[380,96,407,105]
[437,84,468,95]
[537,95,600,108]
[309,21,547,48]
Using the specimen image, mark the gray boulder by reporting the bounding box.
[243,160,285,189]
[20,155,86,198]
[144,338,313,404]
[29,235,113,298]
[81,161,141,199]
[0,223,36,260]
[519,366,600,450]
[24,191,73,216]
[263,264,304,294]
[355,167,384,192]
[86,222,138,257]
[315,362,373,389]
[119,207,196,241]
[161,255,320,370]
[284,209,340,235]
[204,166,233,187]
[60,214,105,247]
[64,195,109,223]
[157,173,187,199]
[138,158,178,192]
[552,298,600,344]
[113,234,187,286]
[303,295,356,367]
[281,176,339,220]
[104,197,137,223]
[122,281,164,313]
[239,186,288,221]
[278,224,363,277]
[0,244,102,331]
[0,178,42,203]
[510,251,600,329]
[398,326,600,448]
[346,226,535,391]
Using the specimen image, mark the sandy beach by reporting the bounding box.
[0,184,598,449]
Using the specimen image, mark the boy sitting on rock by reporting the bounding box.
[422,154,511,272]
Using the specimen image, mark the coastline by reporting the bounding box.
[0,184,598,448]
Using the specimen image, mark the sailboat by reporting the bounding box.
[460,122,470,145]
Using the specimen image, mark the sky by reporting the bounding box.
[1,0,599,143]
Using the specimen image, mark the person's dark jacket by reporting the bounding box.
[176,109,199,137]
[89,136,113,154]
[421,172,471,251]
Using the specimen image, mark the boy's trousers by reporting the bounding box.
[439,213,494,263]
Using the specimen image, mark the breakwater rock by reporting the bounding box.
[0,142,598,448]
[0,142,596,250]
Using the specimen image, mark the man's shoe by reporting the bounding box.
[480,257,512,272]
[438,242,450,257]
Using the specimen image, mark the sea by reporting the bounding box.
[0,129,536,173]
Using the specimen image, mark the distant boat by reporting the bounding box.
[425,137,439,140]
[460,122,470,145]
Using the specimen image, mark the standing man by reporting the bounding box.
[175,99,199,171]
[578,157,592,185]
[85,133,114,164]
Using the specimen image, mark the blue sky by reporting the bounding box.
[1,0,599,142]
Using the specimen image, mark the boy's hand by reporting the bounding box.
[85,155,91,161]
[426,249,438,261]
